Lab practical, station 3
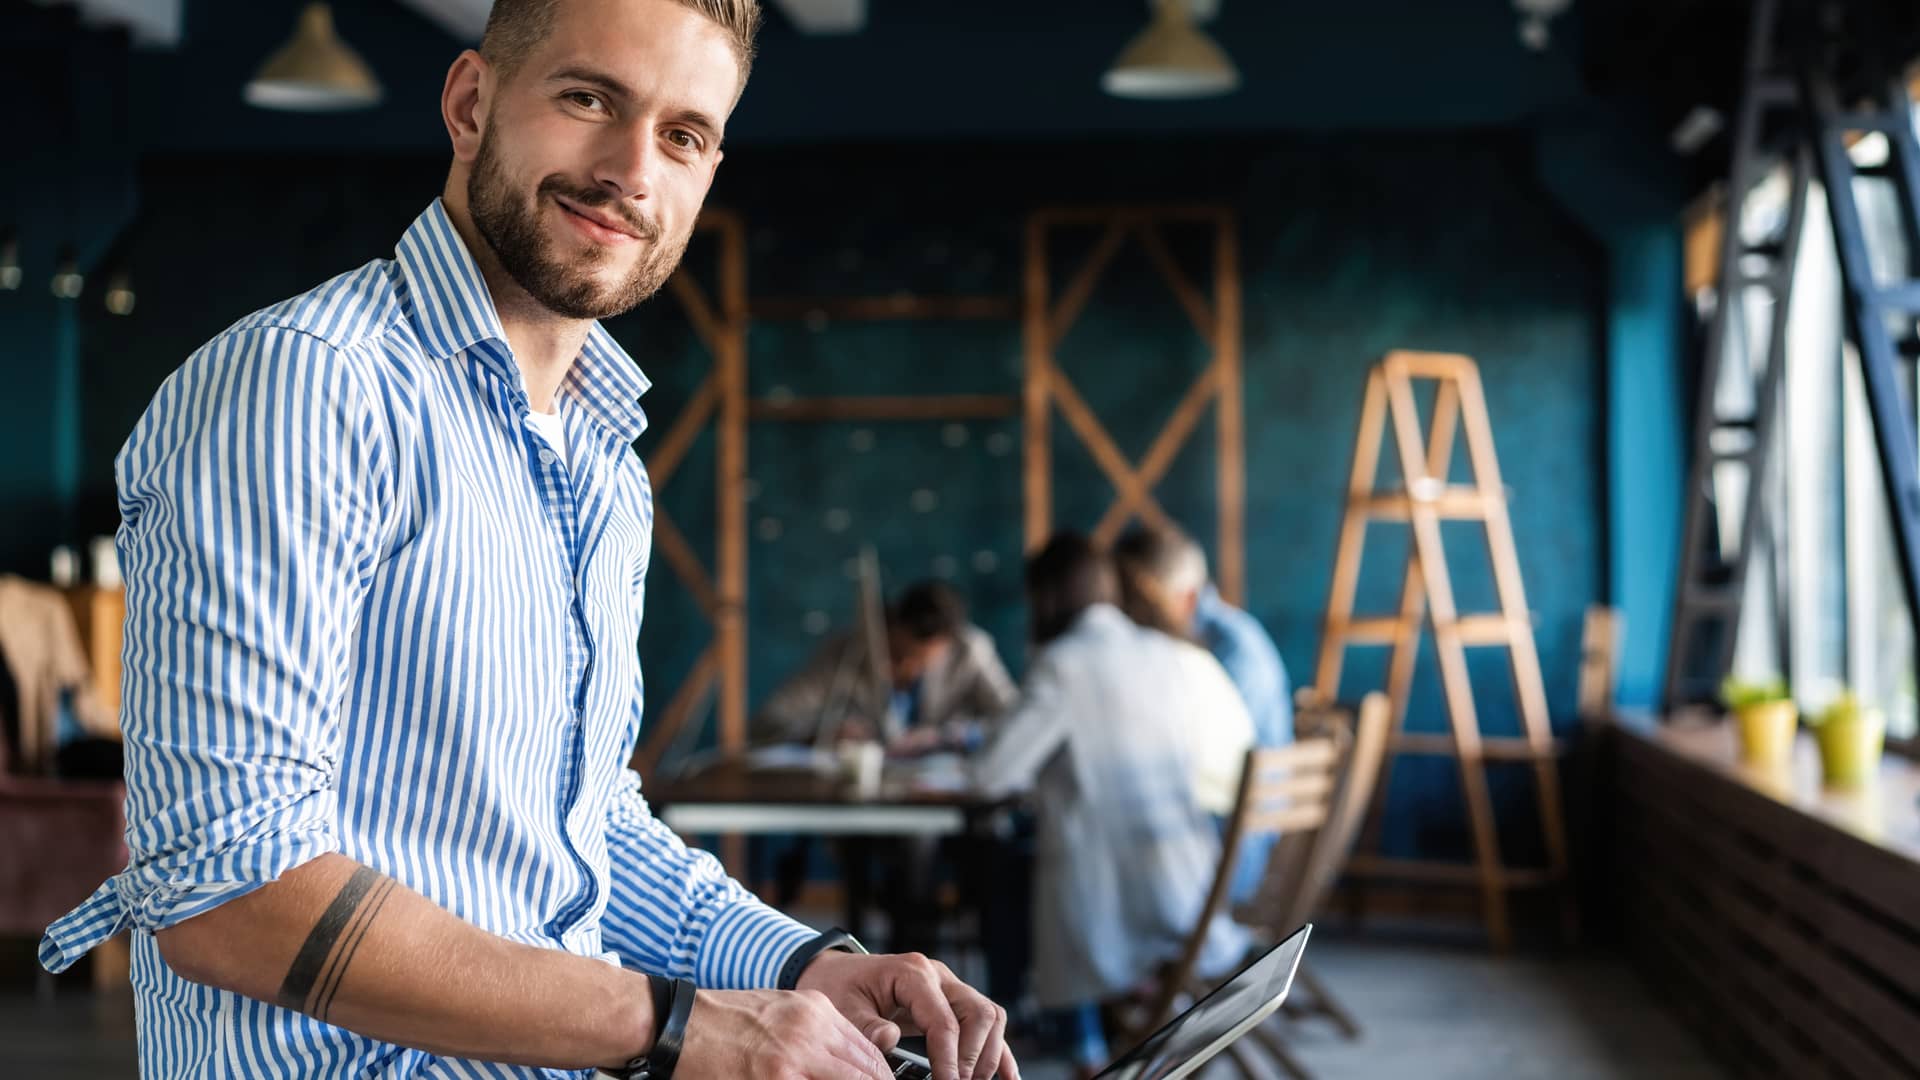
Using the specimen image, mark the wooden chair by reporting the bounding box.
[1110,691,1392,1080]
[1239,692,1391,1046]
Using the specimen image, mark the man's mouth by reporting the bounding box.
[553,195,647,245]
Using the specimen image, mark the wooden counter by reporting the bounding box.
[1606,713,1920,1077]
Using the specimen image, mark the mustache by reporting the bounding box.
[539,176,661,243]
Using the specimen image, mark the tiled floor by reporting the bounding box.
[0,934,1718,1078]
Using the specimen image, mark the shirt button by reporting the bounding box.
[539,448,558,466]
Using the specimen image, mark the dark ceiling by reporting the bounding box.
[7,0,1919,180]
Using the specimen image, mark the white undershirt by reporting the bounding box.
[525,408,569,470]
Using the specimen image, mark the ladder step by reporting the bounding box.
[1874,282,1920,313]
[1344,855,1558,889]
[1447,614,1530,644]
[1339,616,1407,644]
[1829,111,1906,136]
[1390,733,1565,760]
[1680,588,1741,614]
[1731,271,1789,292]
[1752,77,1796,106]
[1358,487,1491,520]
[1335,614,1529,645]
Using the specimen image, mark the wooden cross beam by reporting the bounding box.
[1023,207,1246,601]
[635,212,748,779]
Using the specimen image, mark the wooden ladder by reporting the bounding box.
[1310,350,1575,949]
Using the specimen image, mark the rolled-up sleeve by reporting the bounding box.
[41,326,389,972]
[598,771,816,989]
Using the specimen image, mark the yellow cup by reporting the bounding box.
[1815,707,1885,789]
[1734,700,1799,768]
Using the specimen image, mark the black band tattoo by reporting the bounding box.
[278,867,398,1022]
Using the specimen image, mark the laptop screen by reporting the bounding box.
[1098,925,1312,1080]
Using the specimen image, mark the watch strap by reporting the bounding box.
[776,927,868,991]
[601,975,696,1080]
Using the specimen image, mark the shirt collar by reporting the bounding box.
[1192,584,1226,634]
[395,199,651,444]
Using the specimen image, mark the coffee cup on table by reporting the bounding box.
[838,740,884,797]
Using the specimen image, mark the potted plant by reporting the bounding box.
[1806,689,1886,789]
[1722,675,1797,768]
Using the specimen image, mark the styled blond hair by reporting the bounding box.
[481,0,762,86]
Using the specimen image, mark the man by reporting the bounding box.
[752,581,1017,754]
[38,3,1017,1078]
[1113,523,1293,902]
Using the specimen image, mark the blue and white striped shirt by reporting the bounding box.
[40,200,816,1078]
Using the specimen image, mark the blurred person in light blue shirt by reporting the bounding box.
[1115,523,1295,904]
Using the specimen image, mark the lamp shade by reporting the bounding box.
[0,231,19,291]
[1102,0,1241,100]
[244,3,383,111]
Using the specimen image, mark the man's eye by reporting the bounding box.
[565,92,604,111]
[667,130,700,150]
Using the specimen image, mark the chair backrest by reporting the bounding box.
[1260,691,1391,932]
[1137,698,1379,1030]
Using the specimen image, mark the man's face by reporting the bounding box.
[466,0,738,320]
[889,632,953,690]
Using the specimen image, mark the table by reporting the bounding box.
[651,756,1017,955]
[652,757,995,837]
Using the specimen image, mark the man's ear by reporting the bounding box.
[442,50,492,164]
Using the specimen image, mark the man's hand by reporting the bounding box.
[886,725,948,758]
[797,951,1020,1080]
[835,718,878,745]
[677,988,894,1079]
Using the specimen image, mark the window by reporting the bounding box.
[1716,98,1920,741]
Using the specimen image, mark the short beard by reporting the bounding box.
[466,129,691,321]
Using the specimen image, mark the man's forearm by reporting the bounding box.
[155,852,651,1071]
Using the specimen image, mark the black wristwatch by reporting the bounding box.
[777,927,869,991]
[601,975,696,1080]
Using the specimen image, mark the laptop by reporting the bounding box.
[813,545,896,752]
[886,924,1312,1080]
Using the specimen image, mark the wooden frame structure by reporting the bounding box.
[1022,206,1245,601]
[635,211,750,778]
[636,219,1024,779]
[641,207,1245,799]
[1310,351,1574,950]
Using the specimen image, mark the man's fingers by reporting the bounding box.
[964,998,1008,1080]
[995,1043,1023,1080]
[896,959,962,1080]
[951,995,994,1080]
[818,1033,892,1080]
[824,1000,895,1078]
[813,1057,889,1080]
[862,1018,904,1051]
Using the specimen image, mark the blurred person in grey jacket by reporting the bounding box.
[752,580,1017,754]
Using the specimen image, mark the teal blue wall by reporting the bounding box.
[73,135,1610,860]
[1,16,136,575]
[1539,119,1692,710]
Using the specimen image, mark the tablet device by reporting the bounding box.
[885,924,1312,1080]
